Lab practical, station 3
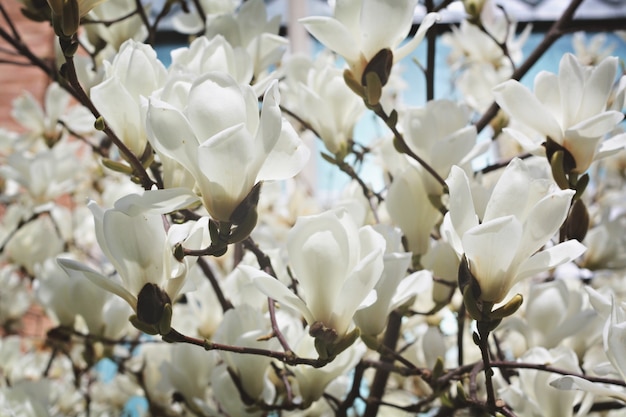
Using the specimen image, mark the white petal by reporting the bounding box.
[395,13,440,62]
[463,216,523,303]
[113,188,200,216]
[515,189,574,262]
[493,80,563,141]
[360,0,417,59]
[579,56,618,121]
[146,98,201,177]
[242,265,314,324]
[57,258,137,311]
[446,166,479,238]
[597,132,626,161]
[300,17,360,63]
[550,375,626,403]
[483,158,530,222]
[558,54,585,129]
[516,240,586,281]
[257,119,310,182]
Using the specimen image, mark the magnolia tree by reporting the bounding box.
[1,0,626,415]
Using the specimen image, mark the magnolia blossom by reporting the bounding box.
[282,53,365,157]
[493,53,626,174]
[83,0,148,50]
[204,0,287,82]
[245,208,385,342]
[91,39,167,157]
[57,189,204,319]
[171,0,239,35]
[500,346,581,417]
[443,158,586,304]
[353,225,428,337]
[168,35,252,85]
[551,289,626,402]
[146,73,309,223]
[301,0,438,84]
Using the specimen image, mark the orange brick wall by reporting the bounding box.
[0,1,55,132]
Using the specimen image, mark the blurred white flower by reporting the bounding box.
[83,0,148,50]
[168,35,252,85]
[204,0,287,83]
[0,266,31,330]
[212,304,277,404]
[301,0,438,85]
[146,73,309,223]
[282,53,365,157]
[171,0,239,35]
[11,82,93,148]
[36,256,132,339]
[494,53,626,174]
[501,346,581,417]
[572,32,616,66]
[443,158,585,304]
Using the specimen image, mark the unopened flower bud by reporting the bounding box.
[136,282,171,326]
[566,198,590,242]
[361,48,393,88]
[48,0,80,37]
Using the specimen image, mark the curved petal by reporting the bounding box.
[257,119,310,182]
[550,375,626,403]
[493,80,563,141]
[463,216,523,303]
[579,56,618,121]
[483,158,530,223]
[146,98,201,177]
[360,0,416,59]
[446,166,479,238]
[243,265,314,324]
[113,188,200,216]
[186,72,251,141]
[57,258,137,311]
[395,13,439,62]
[558,54,585,129]
[516,240,586,281]
[515,189,574,262]
[300,17,360,63]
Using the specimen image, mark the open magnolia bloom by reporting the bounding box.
[493,53,626,175]
[91,39,166,158]
[57,189,204,334]
[301,0,438,86]
[442,158,586,307]
[242,208,385,358]
[550,289,626,403]
[146,73,309,223]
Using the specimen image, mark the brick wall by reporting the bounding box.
[0,1,55,132]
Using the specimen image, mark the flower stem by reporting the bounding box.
[476,320,496,410]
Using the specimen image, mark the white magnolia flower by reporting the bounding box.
[501,346,581,417]
[212,304,277,404]
[282,53,365,157]
[146,73,309,223]
[57,189,204,324]
[301,0,438,85]
[91,39,167,157]
[11,82,93,148]
[443,158,586,304]
[550,289,626,402]
[84,0,148,50]
[36,256,131,339]
[494,53,626,174]
[385,166,437,258]
[353,225,428,337]
[245,208,385,347]
[168,35,252,85]
[204,0,287,83]
[171,0,239,35]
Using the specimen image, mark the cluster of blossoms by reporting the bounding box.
[0,0,626,415]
